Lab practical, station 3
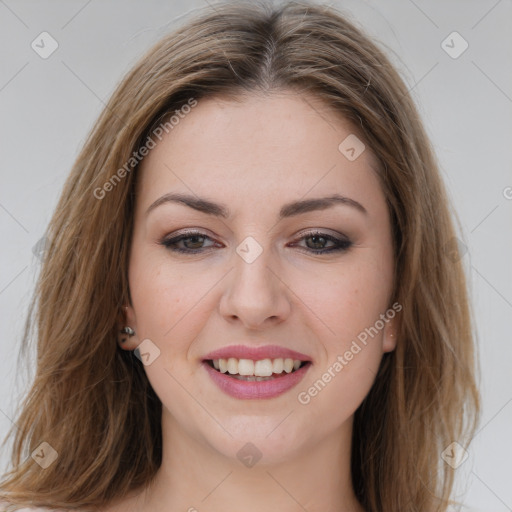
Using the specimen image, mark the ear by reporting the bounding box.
[117,304,139,351]
[382,316,398,353]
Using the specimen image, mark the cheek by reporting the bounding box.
[297,353,380,437]
[295,275,388,428]
[293,253,393,421]
[292,255,393,347]
[128,247,224,352]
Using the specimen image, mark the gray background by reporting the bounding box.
[0,1,511,509]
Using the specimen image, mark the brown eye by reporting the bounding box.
[291,231,352,255]
[161,231,219,253]
[160,230,351,255]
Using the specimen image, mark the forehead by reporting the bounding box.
[135,91,383,217]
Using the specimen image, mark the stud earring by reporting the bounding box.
[120,326,135,343]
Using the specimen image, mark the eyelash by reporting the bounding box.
[159,229,352,255]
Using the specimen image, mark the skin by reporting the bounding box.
[106,90,397,512]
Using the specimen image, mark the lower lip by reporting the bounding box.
[202,361,311,399]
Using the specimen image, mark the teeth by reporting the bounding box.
[238,359,254,376]
[272,358,284,373]
[283,358,294,373]
[212,357,304,377]
[254,359,273,377]
[232,375,274,381]
[227,357,238,375]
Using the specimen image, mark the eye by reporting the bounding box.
[160,230,220,253]
[160,229,352,255]
[290,230,352,255]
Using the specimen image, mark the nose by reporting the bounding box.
[218,244,291,330]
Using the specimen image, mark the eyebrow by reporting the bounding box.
[145,192,367,219]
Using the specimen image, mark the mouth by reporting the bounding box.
[202,356,312,399]
[205,357,311,381]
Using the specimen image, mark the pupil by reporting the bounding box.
[186,235,203,248]
[308,235,325,249]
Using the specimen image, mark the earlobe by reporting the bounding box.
[117,305,139,350]
[383,319,398,353]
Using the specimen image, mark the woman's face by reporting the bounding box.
[124,91,397,464]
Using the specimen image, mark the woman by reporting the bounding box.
[0,1,479,511]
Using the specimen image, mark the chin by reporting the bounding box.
[199,413,315,467]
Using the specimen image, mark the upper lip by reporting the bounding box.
[203,344,312,362]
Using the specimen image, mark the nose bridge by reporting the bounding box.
[232,236,278,302]
[219,235,290,326]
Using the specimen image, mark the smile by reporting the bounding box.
[208,357,306,380]
[202,357,312,399]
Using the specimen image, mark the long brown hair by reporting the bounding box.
[0,1,479,510]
